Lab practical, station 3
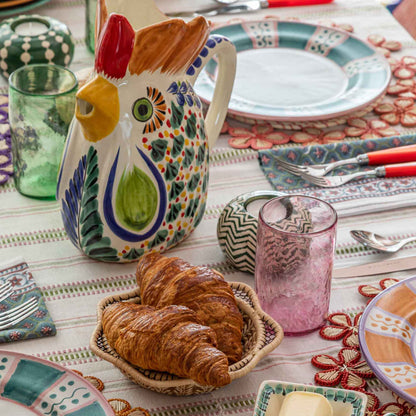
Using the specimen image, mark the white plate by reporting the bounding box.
[195,20,391,124]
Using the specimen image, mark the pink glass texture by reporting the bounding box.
[255,195,337,335]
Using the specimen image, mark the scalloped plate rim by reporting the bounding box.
[0,350,115,415]
[359,276,416,405]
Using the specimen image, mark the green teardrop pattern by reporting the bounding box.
[115,165,158,232]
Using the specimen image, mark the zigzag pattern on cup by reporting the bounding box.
[217,191,285,275]
[270,207,313,234]
[262,234,309,276]
[217,204,257,274]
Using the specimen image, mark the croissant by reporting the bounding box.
[102,302,231,387]
[136,253,244,364]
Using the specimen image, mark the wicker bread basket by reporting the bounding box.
[90,282,283,396]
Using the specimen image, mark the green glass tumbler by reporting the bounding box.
[86,0,97,53]
[9,64,78,199]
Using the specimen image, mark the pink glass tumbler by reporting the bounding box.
[255,195,337,335]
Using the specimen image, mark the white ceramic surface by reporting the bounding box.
[0,401,36,415]
[231,48,348,108]
[195,20,391,123]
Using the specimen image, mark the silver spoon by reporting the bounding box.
[350,230,416,253]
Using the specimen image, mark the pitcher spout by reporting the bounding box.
[76,75,120,143]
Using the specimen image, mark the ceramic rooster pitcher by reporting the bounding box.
[56,13,236,262]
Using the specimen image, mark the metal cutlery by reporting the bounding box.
[276,144,416,178]
[0,297,38,331]
[166,0,268,17]
[333,255,416,278]
[301,163,416,187]
[0,281,13,303]
[350,230,416,253]
[168,0,333,17]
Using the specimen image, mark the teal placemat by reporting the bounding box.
[0,258,56,343]
[258,135,416,214]
[259,135,416,190]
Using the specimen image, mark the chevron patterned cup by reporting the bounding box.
[255,195,337,336]
[217,190,284,274]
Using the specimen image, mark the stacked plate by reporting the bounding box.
[0,0,50,17]
[195,20,391,130]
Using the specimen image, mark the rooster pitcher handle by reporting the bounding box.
[186,35,236,149]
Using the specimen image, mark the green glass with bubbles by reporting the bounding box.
[9,64,77,199]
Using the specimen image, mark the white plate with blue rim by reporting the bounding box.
[0,350,114,415]
[253,380,368,416]
[195,20,391,124]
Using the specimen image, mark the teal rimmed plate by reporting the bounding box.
[253,380,368,416]
[195,20,391,124]
[0,350,114,415]
[0,0,50,17]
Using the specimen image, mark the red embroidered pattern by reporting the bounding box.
[374,98,416,127]
[74,370,151,416]
[319,313,362,348]
[358,278,399,302]
[394,392,416,415]
[389,56,416,79]
[387,79,416,99]
[228,124,290,150]
[344,118,398,140]
[367,34,402,58]
[311,347,374,390]
[366,400,405,416]
[316,20,354,33]
[291,128,345,145]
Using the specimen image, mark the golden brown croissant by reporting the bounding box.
[102,302,231,387]
[136,253,244,364]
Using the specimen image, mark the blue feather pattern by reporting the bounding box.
[60,147,119,262]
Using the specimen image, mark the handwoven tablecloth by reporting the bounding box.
[1,0,416,415]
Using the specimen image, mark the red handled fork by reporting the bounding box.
[276,144,416,177]
[301,163,416,188]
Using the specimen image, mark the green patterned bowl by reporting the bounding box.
[254,380,368,416]
[0,14,74,80]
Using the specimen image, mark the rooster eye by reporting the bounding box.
[134,87,167,134]
[133,98,153,122]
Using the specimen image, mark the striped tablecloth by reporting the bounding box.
[1,0,416,415]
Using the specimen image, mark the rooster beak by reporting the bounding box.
[76,75,119,142]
